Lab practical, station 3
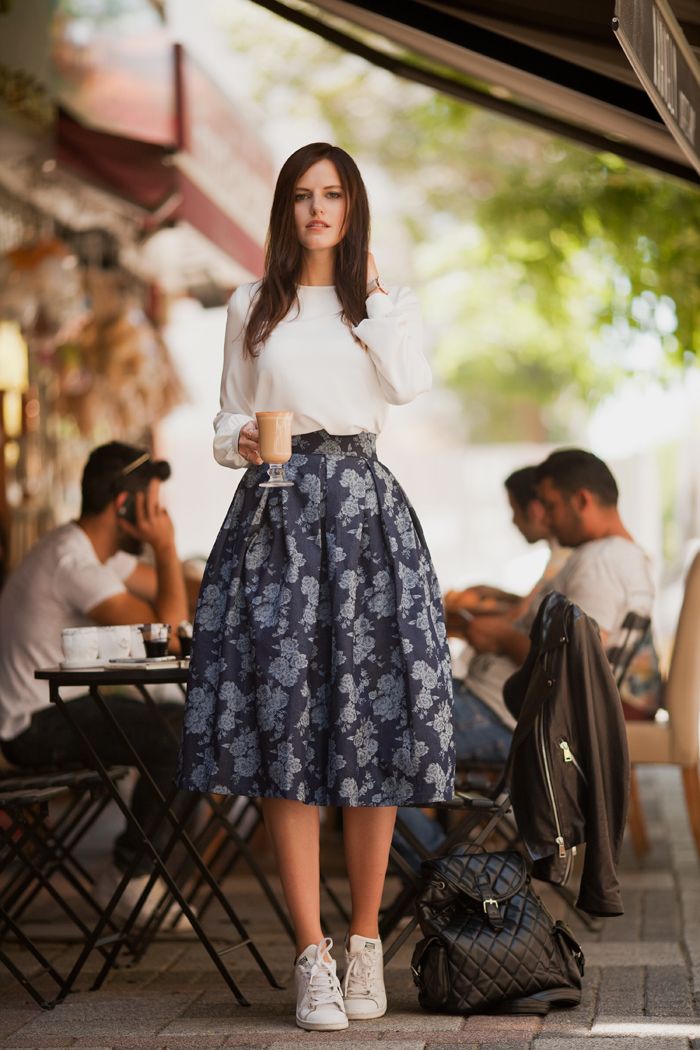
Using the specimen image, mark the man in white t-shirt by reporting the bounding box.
[395,449,656,864]
[446,449,655,764]
[0,442,189,914]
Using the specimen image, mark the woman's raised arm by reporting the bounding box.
[352,286,432,405]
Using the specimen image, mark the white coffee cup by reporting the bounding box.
[97,625,131,661]
[61,627,99,664]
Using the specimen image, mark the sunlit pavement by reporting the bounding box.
[1,765,698,1049]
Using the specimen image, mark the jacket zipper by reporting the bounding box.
[537,711,570,874]
[559,739,587,783]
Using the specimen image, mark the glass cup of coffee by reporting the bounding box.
[177,620,193,659]
[140,623,171,658]
[256,411,293,488]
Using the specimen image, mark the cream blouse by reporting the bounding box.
[213,281,432,470]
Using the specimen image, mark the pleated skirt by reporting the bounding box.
[177,430,455,806]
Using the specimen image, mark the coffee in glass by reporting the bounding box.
[256,411,293,488]
[140,623,171,658]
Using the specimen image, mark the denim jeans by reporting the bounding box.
[394,677,513,866]
[452,678,513,764]
[2,695,188,876]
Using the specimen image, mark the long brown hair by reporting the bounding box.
[243,142,370,359]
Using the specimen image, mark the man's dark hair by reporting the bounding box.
[80,442,171,517]
[504,466,539,511]
[535,449,619,507]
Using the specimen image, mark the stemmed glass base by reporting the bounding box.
[260,463,293,488]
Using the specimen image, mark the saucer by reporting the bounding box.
[60,659,107,670]
[108,656,178,666]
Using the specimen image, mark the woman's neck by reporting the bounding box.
[299,249,335,287]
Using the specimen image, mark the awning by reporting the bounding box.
[249,0,700,184]
[55,105,266,280]
[52,21,274,285]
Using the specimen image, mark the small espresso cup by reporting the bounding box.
[97,625,131,661]
[61,626,100,665]
[140,623,171,658]
[177,621,193,659]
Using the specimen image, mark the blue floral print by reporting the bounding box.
[177,430,455,806]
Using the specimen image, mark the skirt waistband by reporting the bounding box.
[291,430,377,458]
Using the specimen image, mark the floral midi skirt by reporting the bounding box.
[177,430,455,807]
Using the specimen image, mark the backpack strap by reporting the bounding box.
[475,871,504,930]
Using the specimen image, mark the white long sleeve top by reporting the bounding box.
[213,281,432,470]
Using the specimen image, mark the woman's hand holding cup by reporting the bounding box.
[238,421,264,465]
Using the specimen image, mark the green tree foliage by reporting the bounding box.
[222,0,700,440]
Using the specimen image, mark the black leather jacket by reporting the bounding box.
[503,591,629,917]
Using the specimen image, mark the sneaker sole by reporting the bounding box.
[296,1016,349,1031]
[344,1004,387,1020]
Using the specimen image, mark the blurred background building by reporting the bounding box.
[0,0,274,578]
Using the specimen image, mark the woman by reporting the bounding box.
[178,142,454,1031]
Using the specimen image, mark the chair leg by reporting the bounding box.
[681,765,700,857]
[628,767,650,858]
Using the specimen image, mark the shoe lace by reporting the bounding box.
[306,937,342,1009]
[344,944,377,997]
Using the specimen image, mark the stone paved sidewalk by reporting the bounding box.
[1,766,699,1049]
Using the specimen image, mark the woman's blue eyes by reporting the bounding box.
[295,192,343,201]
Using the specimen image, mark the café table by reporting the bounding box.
[34,662,286,1007]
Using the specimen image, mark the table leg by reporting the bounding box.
[49,682,282,1005]
[134,685,294,943]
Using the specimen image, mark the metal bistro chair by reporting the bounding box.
[0,759,131,941]
[0,786,72,1008]
[0,781,135,1008]
[607,610,653,702]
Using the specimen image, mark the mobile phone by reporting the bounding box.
[457,608,474,623]
[117,492,137,525]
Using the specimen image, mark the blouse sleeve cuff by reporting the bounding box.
[213,413,254,470]
[223,443,249,468]
[365,291,395,319]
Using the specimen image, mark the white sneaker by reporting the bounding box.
[342,933,387,1019]
[295,936,348,1031]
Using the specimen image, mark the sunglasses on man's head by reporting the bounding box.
[118,452,151,477]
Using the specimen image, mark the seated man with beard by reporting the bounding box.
[0,442,189,918]
[396,449,660,863]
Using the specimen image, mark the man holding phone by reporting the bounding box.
[0,441,189,919]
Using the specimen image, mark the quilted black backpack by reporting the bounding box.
[410,846,585,1015]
